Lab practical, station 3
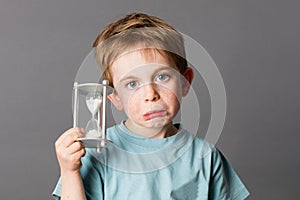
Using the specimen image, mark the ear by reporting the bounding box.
[107,92,124,110]
[182,67,194,97]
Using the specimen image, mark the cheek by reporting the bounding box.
[159,83,181,103]
[123,91,143,116]
[164,88,181,111]
[168,94,181,110]
[159,78,182,98]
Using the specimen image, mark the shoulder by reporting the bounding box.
[180,129,216,160]
[179,128,229,160]
[180,129,249,199]
[106,123,123,141]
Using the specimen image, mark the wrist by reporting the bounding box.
[60,169,81,178]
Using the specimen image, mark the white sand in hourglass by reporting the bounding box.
[85,95,102,138]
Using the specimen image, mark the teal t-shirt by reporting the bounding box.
[52,122,249,199]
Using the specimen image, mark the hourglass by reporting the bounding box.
[85,92,102,137]
[73,80,113,150]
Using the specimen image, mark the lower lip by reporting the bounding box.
[143,110,167,120]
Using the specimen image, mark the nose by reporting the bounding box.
[143,84,159,102]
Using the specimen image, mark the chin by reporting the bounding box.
[143,117,169,128]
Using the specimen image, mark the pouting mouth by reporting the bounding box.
[143,110,167,120]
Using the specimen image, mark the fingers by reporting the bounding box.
[71,146,86,160]
[67,141,85,155]
[55,128,86,172]
[55,128,85,148]
[66,144,86,163]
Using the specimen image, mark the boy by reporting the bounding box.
[53,13,249,199]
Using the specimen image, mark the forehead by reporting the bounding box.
[110,49,174,77]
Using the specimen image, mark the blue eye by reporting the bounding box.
[156,74,169,81]
[126,81,137,89]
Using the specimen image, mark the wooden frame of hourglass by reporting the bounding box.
[73,80,113,150]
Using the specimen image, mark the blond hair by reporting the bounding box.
[93,13,187,87]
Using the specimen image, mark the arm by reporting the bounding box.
[209,148,250,200]
[60,171,86,200]
[55,128,87,200]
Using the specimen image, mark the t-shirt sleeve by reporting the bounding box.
[209,148,250,200]
[52,177,61,200]
[52,150,104,200]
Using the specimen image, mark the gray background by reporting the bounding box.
[0,0,299,199]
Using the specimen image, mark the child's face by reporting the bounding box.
[108,49,193,137]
